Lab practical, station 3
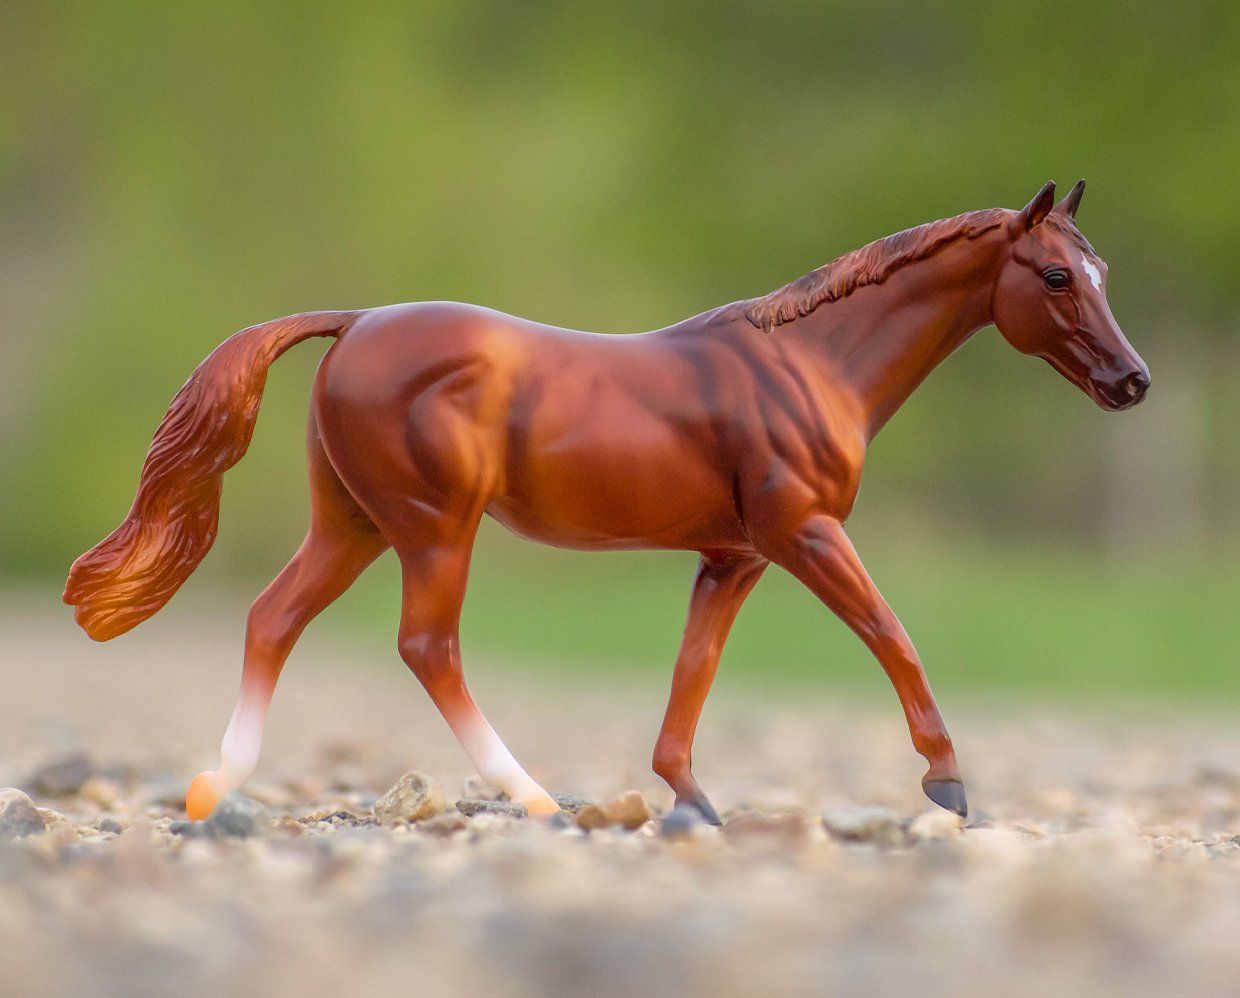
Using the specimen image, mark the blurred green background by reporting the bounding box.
[2,2,1237,699]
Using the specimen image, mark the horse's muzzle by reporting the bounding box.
[1095,367,1150,411]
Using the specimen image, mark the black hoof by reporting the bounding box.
[676,794,722,826]
[922,778,968,818]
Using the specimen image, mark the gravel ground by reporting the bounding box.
[4,596,1240,997]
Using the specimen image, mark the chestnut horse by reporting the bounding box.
[65,180,1148,823]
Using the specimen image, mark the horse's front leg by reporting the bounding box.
[653,554,768,824]
[759,514,966,816]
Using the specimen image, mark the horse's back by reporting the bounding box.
[311,300,752,553]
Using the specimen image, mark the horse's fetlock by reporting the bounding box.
[652,742,690,782]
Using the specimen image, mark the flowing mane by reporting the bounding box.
[738,208,1009,332]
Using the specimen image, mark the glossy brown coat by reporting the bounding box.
[65,181,1148,822]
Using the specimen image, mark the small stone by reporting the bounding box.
[575,803,609,831]
[169,819,204,838]
[959,826,1028,859]
[96,818,123,835]
[456,798,527,819]
[461,776,506,801]
[373,771,447,824]
[0,788,46,840]
[722,811,810,846]
[203,793,267,839]
[301,806,352,823]
[553,793,593,814]
[909,809,963,842]
[576,791,653,831]
[822,806,906,846]
[80,776,122,809]
[661,805,704,841]
[420,812,469,836]
[36,807,73,830]
[25,752,92,797]
[299,807,365,825]
[608,791,653,829]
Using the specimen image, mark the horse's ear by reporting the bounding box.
[1010,181,1056,234]
[1053,178,1086,219]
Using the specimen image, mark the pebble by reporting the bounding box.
[660,805,704,841]
[373,771,447,824]
[301,806,366,824]
[0,788,46,840]
[576,791,653,831]
[203,794,268,839]
[821,806,906,846]
[909,809,964,842]
[722,811,811,847]
[25,752,93,797]
[455,799,527,819]
[419,812,470,836]
[607,792,653,829]
[552,793,593,814]
[36,807,73,831]
[959,827,1030,860]
[80,775,122,809]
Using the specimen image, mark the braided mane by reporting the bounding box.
[738,208,1009,333]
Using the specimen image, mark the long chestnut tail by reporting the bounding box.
[63,310,358,641]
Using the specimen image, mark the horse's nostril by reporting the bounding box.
[1123,371,1150,399]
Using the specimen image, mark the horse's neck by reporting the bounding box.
[788,233,1003,439]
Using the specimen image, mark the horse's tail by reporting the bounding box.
[64,310,359,641]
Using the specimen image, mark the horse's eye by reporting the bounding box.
[1044,268,1070,290]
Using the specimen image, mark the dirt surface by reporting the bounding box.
[5,596,1240,997]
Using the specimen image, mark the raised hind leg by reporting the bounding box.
[391,520,559,816]
[652,554,767,824]
[186,428,388,819]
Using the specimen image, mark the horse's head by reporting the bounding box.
[992,180,1149,411]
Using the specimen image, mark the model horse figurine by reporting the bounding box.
[65,180,1148,823]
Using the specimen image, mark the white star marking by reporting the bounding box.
[1080,255,1102,292]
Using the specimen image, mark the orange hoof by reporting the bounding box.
[524,793,562,819]
[185,771,221,821]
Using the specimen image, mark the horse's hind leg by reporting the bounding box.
[314,365,559,815]
[185,428,388,819]
[390,517,559,816]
